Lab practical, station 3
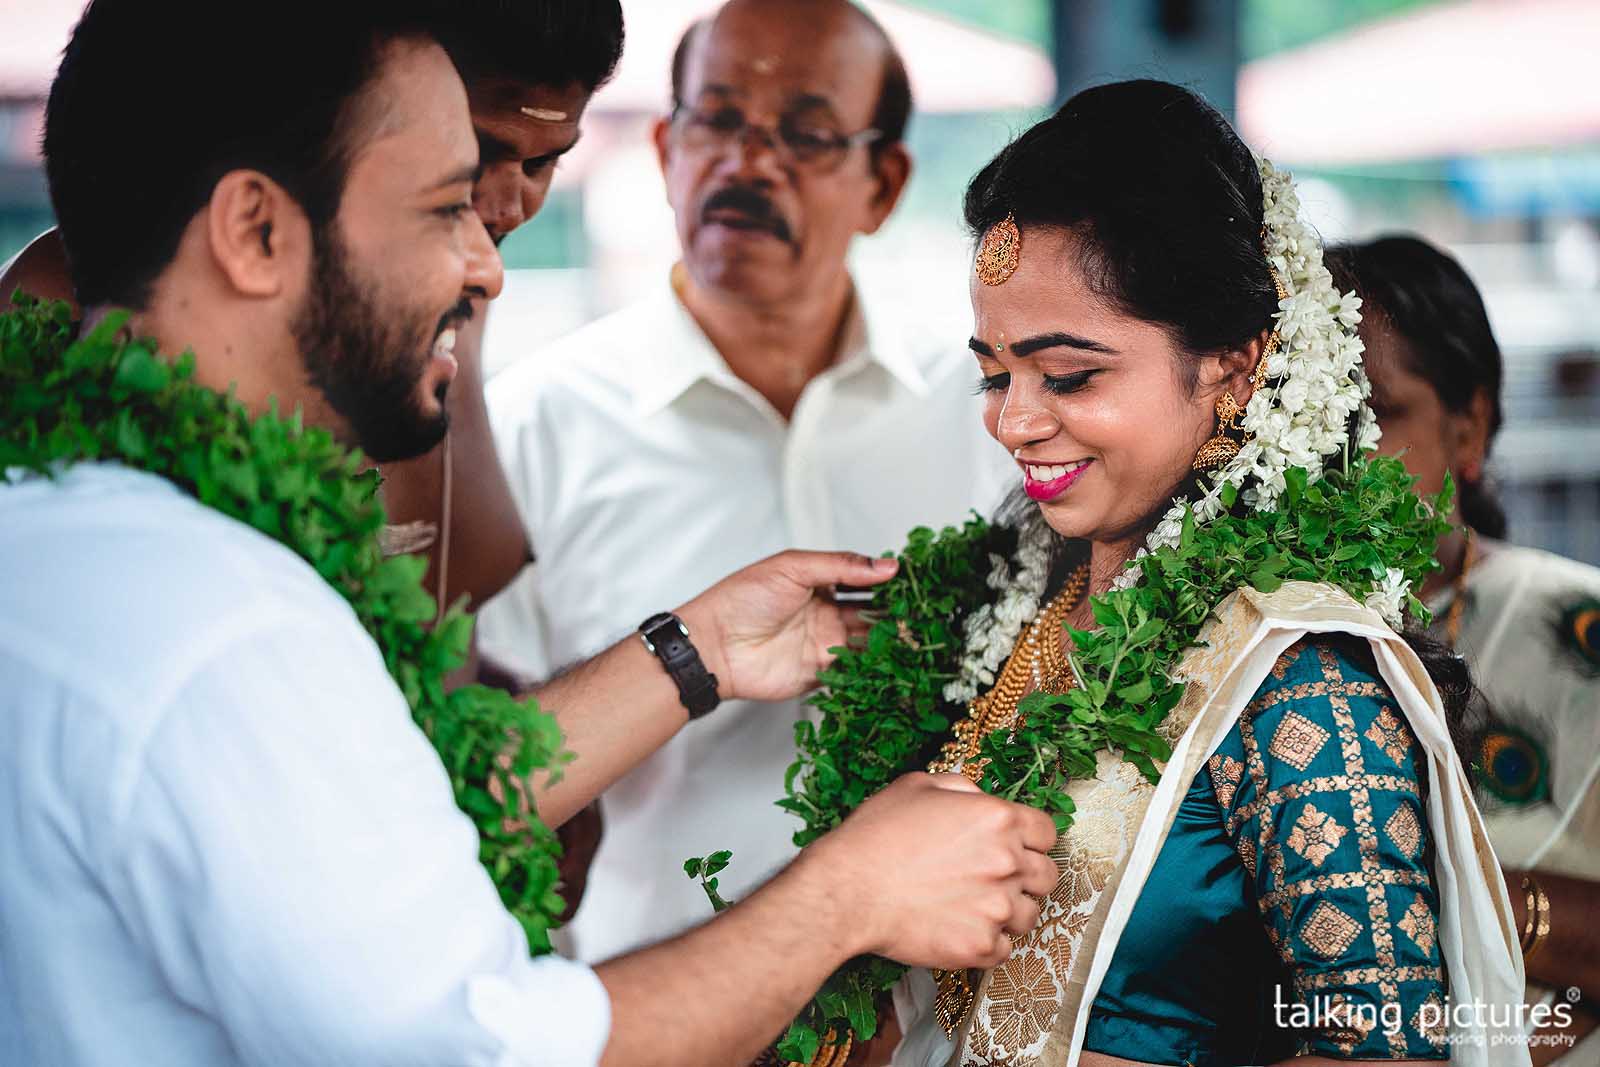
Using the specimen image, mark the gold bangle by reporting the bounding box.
[1520,876,1537,951]
[1521,874,1552,963]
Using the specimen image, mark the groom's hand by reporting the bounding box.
[799,772,1060,970]
[675,550,897,703]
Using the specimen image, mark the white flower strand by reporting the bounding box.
[943,514,1052,704]
[1109,159,1405,620]
[1364,567,1411,628]
[970,158,1408,661]
[1156,158,1374,535]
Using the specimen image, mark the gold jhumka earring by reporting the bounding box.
[1192,267,1289,472]
[1193,390,1246,471]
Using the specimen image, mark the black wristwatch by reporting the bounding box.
[638,612,721,719]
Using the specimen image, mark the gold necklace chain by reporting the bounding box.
[929,563,1089,781]
[1444,528,1476,648]
[928,562,1089,1037]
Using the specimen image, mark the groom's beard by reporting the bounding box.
[292,231,450,463]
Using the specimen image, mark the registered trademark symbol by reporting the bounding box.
[1568,987,1582,1004]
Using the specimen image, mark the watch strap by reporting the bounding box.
[638,612,720,719]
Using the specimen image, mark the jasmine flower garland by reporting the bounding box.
[943,512,1052,704]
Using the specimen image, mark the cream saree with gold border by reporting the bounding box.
[891,581,1529,1067]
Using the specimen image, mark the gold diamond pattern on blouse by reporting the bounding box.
[1384,803,1423,859]
[1363,705,1414,766]
[1397,892,1438,955]
[1268,710,1332,772]
[1302,900,1364,959]
[1323,993,1379,1055]
[1208,753,1244,809]
[1270,647,1299,680]
[1264,841,1287,893]
[1238,834,1258,877]
[1257,868,1428,914]
[1224,773,1416,838]
[1285,802,1348,867]
[1298,964,1442,991]
[1315,645,1408,1058]
[1413,991,1449,1048]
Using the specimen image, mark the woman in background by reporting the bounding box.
[1330,236,1600,1064]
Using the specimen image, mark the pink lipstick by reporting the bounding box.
[1022,459,1092,501]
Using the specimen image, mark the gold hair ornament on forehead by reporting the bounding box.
[975,212,1021,286]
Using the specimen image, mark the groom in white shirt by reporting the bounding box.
[0,3,1063,1065]
[481,0,1015,965]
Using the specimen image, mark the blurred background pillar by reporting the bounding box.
[1051,0,1240,117]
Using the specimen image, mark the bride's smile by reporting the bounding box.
[968,225,1260,578]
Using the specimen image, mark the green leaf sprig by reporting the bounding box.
[0,295,570,951]
[683,851,733,912]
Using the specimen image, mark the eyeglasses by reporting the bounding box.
[670,102,882,170]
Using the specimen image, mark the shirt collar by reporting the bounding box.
[629,280,736,417]
[832,283,930,398]
[631,266,931,417]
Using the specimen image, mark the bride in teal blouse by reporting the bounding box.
[840,81,1532,1067]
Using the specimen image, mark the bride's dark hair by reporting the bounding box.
[968,80,1476,766]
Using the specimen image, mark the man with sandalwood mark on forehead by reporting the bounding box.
[479,0,1014,967]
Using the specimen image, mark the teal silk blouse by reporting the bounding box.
[1083,636,1450,1064]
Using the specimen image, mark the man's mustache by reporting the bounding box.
[700,185,792,243]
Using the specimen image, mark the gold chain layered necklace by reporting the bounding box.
[1443,528,1476,647]
[928,562,1090,1037]
[930,563,1090,780]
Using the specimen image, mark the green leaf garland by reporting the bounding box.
[0,294,569,952]
[759,444,1447,1059]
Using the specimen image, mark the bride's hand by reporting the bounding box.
[675,549,896,703]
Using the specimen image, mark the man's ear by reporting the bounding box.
[859,142,911,236]
[204,170,310,298]
[651,116,672,179]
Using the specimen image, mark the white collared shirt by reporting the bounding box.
[0,464,610,1066]
[478,276,1014,963]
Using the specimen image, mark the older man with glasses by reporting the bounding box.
[479,0,1013,964]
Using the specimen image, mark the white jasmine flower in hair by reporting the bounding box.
[986,552,1011,590]
[1364,568,1411,627]
[994,594,1029,630]
[1327,287,1362,326]
[1356,404,1382,452]
[1277,377,1310,414]
[1112,154,1375,597]
[1153,512,1185,548]
[1281,425,1317,468]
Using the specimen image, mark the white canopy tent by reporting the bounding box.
[1238,0,1600,166]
